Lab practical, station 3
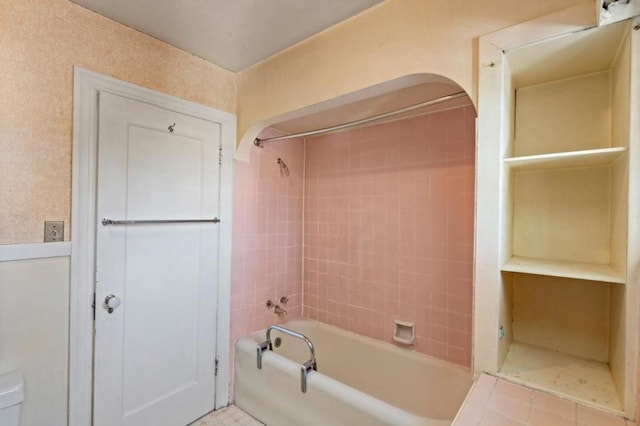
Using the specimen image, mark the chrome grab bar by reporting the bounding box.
[102,218,220,226]
[256,324,318,393]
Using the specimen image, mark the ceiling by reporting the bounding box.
[68,0,384,72]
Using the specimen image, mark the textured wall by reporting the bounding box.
[0,0,236,244]
[230,134,304,347]
[303,105,475,367]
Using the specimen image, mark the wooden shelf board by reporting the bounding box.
[499,341,623,413]
[504,147,627,171]
[502,256,625,284]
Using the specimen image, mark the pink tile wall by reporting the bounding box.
[230,135,304,346]
[303,105,476,367]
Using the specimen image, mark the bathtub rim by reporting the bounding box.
[248,318,471,381]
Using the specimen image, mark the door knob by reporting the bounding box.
[104,294,121,314]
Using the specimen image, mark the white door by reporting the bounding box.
[93,91,221,426]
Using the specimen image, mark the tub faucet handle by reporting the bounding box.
[280,296,289,304]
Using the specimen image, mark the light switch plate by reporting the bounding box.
[44,221,64,242]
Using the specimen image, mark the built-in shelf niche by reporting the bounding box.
[497,273,625,412]
[475,5,639,418]
[503,150,628,284]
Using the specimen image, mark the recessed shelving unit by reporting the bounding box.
[475,7,639,419]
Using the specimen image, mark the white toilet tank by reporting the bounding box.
[0,371,24,426]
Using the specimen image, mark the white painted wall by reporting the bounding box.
[0,257,69,426]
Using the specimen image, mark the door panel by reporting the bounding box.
[94,91,220,426]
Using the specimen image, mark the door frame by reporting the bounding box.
[70,67,235,426]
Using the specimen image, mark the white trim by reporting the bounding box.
[215,95,235,410]
[0,242,71,261]
[623,16,640,418]
[70,67,235,426]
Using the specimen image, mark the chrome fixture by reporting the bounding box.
[257,324,317,393]
[266,299,287,316]
[274,305,288,316]
[254,91,467,147]
[102,217,220,226]
[279,296,289,304]
[603,0,630,10]
[277,158,290,176]
[104,294,121,314]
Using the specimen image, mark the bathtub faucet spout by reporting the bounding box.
[266,299,288,316]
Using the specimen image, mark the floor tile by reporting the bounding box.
[481,409,527,426]
[487,393,532,423]
[532,391,576,420]
[576,405,625,426]
[529,408,574,426]
[494,379,534,404]
[453,375,631,426]
[189,405,264,426]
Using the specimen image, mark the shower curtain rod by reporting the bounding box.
[254,91,468,147]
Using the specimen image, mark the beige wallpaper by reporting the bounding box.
[0,0,236,244]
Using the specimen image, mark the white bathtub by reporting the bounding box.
[234,319,472,426]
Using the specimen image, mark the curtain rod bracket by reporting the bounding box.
[254,139,264,148]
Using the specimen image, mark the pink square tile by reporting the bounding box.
[447,346,471,367]
[481,409,526,426]
[431,324,448,342]
[430,309,448,327]
[493,380,534,404]
[532,392,576,420]
[476,373,498,389]
[448,278,473,298]
[456,378,496,423]
[448,312,471,332]
[448,329,469,349]
[576,405,626,426]
[448,295,472,315]
[430,340,448,359]
[453,408,481,426]
[529,408,574,426]
[487,393,532,423]
[430,292,448,309]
